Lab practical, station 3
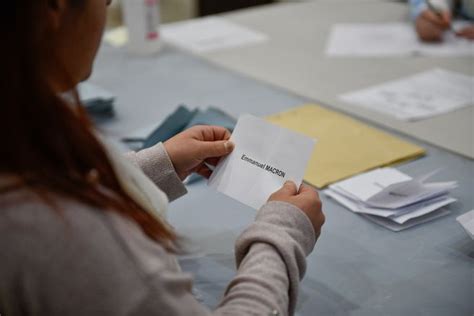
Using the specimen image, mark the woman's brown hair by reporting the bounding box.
[0,1,176,248]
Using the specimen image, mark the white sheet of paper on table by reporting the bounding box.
[161,17,268,53]
[456,210,474,239]
[339,69,474,121]
[208,114,316,210]
[326,21,474,57]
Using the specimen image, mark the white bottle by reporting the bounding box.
[122,0,161,56]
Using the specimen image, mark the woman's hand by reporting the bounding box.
[163,125,234,180]
[268,181,325,238]
[415,9,451,42]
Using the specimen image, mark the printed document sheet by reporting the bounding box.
[326,22,474,57]
[340,69,473,121]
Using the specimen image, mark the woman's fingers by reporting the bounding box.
[194,125,232,142]
[421,10,450,28]
[204,157,221,167]
[195,164,213,179]
[457,26,474,40]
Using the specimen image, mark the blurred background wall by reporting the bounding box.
[106,0,319,28]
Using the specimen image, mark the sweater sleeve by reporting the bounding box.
[132,201,316,316]
[124,142,187,202]
[216,201,316,316]
[1,190,317,316]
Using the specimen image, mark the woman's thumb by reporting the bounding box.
[199,140,234,159]
[277,180,298,196]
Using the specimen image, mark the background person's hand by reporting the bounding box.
[457,25,474,40]
[269,181,325,238]
[415,9,451,42]
[164,125,234,180]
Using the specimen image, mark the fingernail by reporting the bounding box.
[224,141,234,152]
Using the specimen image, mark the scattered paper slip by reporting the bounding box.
[162,17,268,53]
[104,18,268,53]
[456,210,474,239]
[340,69,474,121]
[208,114,316,210]
[326,21,474,57]
[325,168,457,231]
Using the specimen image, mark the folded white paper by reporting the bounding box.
[456,210,474,239]
[208,114,316,209]
[363,209,451,232]
[332,168,412,202]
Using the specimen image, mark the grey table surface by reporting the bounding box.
[194,0,474,159]
[91,42,473,315]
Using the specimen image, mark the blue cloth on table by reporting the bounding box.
[142,105,237,149]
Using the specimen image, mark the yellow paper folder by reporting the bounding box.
[267,104,425,188]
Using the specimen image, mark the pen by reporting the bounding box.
[425,0,456,33]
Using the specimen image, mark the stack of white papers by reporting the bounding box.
[325,168,457,231]
[340,69,474,121]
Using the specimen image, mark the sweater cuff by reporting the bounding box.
[124,143,187,202]
[234,201,316,315]
[256,201,316,256]
[235,200,316,269]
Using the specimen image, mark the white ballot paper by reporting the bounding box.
[340,69,474,121]
[208,114,316,209]
[326,22,474,57]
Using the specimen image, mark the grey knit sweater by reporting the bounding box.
[0,143,316,316]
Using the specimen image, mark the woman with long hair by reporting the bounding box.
[0,1,325,315]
